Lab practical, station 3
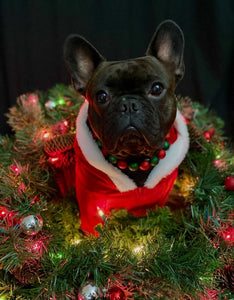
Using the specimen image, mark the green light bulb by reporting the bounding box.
[57,98,66,106]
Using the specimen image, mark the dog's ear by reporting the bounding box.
[146,20,185,83]
[64,35,105,94]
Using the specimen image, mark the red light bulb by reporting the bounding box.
[50,157,59,163]
[0,207,7,217]
[223,227,234,243]
[11,164,20,175]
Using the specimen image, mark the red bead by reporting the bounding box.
[224,176,234,191]
[158,149,166,159]
[139,160,150,171]
[101,148,108,156]
[118,160,128,169]
[165,133,170,141]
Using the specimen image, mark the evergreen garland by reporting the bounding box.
[0,84,233,299]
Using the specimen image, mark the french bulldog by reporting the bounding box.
[64,20,189,235]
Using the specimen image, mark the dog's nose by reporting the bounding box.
[120,98,139,113]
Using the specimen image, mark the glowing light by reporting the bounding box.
[43,131,50,139]
[11,164,20,175]
[63,120,68,126]
[49,157,59,163]
[57,98,66,106]
[222,227,234,243]
[28,93,39,104]
[133,245,144,253]
[72,239,81,245]
[214,159,224,168]
[0,207,7,217]
[97,207,104,217]
[50,252,63,259]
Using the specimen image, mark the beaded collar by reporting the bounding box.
[93,134,172,172]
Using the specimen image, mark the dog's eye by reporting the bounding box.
[96,91,110,104]
[150,82,164,97]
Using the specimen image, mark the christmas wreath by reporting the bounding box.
[0,84,233,299]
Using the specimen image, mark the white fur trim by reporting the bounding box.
[76,101,189,192]
[145,109,189,188]
[76,102,137,192]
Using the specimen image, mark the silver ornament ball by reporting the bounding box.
[79,282,102,300]
[20,215,43,235]
[45,100,56,109]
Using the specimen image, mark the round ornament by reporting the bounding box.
[163,141,170,150]
[108,155,117,164]
[20,215,43,235]
[128,162,139,171]
[108,286,126,300]
[101,148,108,157]
[118,160,128,170]
[139,160,150,171]
[78,282,102,300]
[45,100,56,109]
[158,149,166,159]
[150,156,159,166]
[224,176,234,191]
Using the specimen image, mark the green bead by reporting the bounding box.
[108,155,117,164]
[128,162,139,171]
[151,156,159,166]
[163,141,170,150]
[97,140,102,147]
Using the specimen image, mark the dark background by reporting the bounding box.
[0,0,234,139]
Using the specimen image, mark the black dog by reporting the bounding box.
[64,20,189,234]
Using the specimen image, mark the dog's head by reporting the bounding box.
[64,20,184,159]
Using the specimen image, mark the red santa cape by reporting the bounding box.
[74,101,189,235]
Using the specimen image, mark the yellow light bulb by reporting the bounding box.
[72,239,81,245]
[133,246,144,253]
[97,207,104,217]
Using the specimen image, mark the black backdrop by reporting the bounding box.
[0,0,234,139]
